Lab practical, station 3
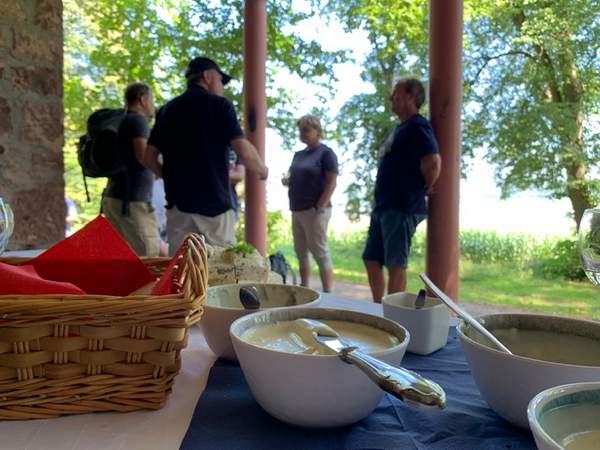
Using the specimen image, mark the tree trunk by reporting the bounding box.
[560,56,593,229]
[563,114,594,229]
[512,6,594,229]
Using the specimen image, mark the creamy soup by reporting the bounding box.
[542,404,600,449]
[474,328,600,366]
[563,429,600,450]
[240,319,400,355]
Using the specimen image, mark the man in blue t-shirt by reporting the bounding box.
[145,57,268,254]
[362,77,441,302]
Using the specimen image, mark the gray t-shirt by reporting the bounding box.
[288,143,338,212]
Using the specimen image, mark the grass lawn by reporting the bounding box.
[276,242,600,320]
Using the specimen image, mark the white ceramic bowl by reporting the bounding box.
[199,283,320,361]
[528,382,600,450]
[458,313,600,429]
[230,307,410,428]
[383,291,450,355]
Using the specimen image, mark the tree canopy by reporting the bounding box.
[63,0,345,224]
[323,0,430,221]
[63,0,599,230]
[326,0,599,228]
[463,0,600,227]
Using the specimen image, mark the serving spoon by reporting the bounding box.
[419,273,512,354]
[295,318,447,410]
[239,286,261,310]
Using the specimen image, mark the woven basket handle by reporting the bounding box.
[171,233,208,301]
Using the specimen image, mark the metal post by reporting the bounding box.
[243,0,267,255]
[427,0,463,299]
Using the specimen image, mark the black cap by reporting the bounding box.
[185,57,232,85]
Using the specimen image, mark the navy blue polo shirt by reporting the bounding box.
[148,86,244,217]
[374,114,439,215]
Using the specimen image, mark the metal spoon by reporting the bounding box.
[239,286,261,310]
[295,319,446,410]
[415,289,426,309]
[419,273,512,354]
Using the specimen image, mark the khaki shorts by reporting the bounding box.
[167,206,236,256]
[292,207,333,271]
[102,197,160,257]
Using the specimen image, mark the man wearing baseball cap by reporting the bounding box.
[145,57,268,254]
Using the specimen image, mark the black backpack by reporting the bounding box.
[269,252,297,285]
[77,108,127,200]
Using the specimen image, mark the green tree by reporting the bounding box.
[63,0,346,226]
[63,0,175,224]
[463,0,600,228]
[326,1,599,227]
[323,0,430,220]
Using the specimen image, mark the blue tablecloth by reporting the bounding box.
[181,328,535,450]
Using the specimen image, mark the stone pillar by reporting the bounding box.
[427,0,463,299]
[243,0,267,255]
[0,0,65,249]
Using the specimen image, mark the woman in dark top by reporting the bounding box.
[282,115,338,292]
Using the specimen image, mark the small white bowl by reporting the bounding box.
[528,382,600,450]
[199,283,320,361]
[458,313,600,429]
[230,307,410,428]
[383,291,450,355]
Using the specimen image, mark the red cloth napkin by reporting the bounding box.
[0,263,85,295]
[29,215,155,296]
[151,246,185,296]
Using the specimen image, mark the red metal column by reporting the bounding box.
[427,0,463,299]
[243,0,267,255]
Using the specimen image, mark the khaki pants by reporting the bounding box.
[102,197,160,257]
[292,207,333,272]
[167,206,236,256]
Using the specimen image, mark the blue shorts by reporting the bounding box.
[362,208,425,268]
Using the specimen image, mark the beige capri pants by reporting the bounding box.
[167,206,236,256]
[102,197,160,257]
[292,207,333,272]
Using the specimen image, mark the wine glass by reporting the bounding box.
[0,198,14,254]
[578,208,600,287]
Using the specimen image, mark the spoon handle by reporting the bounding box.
[419,273,513,354]
[340,349,447,410]
[415,289,426,309]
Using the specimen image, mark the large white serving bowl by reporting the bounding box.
[199,283,320,362]
[230,307,410,428]
[457,313,600,429]
[528,382,600,450]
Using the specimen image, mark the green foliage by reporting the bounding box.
[234,210,292,255]
[459,230,538,265]
[63,0,347,226]
[325,0,600,225]
[266,210,293,254]
[323,0,430,220]
[266,213,587,282]
[225,242,256,256]
[463,0,600,226]
[529,237,586,281]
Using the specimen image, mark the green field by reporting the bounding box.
[273,232,600,320]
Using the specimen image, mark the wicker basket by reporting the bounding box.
[0,234,208,420]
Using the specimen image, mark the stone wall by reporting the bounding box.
[0,0,64,249]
